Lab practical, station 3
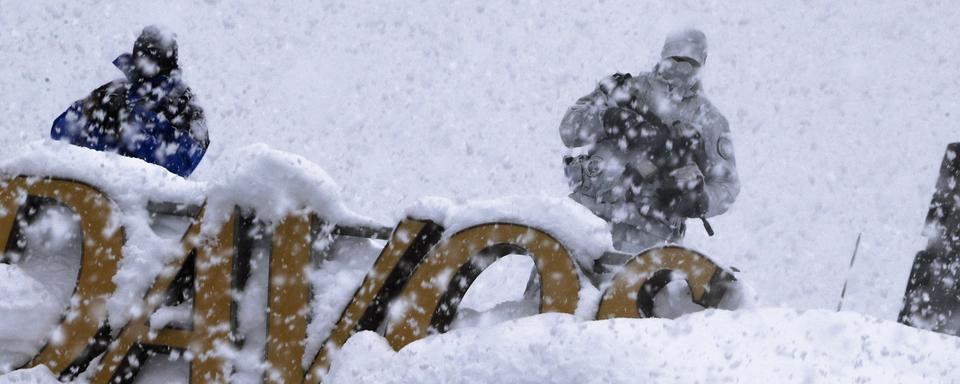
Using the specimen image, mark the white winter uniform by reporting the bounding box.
[560,71,739,252]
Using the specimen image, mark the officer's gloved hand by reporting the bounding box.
[662,165,709,218]
[601,107,643,138]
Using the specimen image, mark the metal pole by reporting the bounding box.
[836,233,862,312]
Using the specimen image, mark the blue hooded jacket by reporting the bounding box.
[51,53,209,177]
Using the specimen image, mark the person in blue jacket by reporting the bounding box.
[51,26,209,177]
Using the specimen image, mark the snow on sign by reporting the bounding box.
[0,147,737,383]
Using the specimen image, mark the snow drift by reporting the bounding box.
[327,309,960,384]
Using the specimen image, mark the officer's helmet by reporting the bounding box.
[661,28,707,66]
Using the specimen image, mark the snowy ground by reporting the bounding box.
[327,310,960,384]
[2,0,960,382]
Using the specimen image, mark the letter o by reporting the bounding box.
[596,245,736,319]
[384,223,581,350]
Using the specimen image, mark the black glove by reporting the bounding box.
[672,187,709,218]
[601,107,643,138]
[659,165,709,218]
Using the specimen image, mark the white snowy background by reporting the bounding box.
[1,0,960,382]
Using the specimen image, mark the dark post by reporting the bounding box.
[898,143,960,336]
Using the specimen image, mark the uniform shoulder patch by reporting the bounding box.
[585,156,604,177]
[717,135,734,160]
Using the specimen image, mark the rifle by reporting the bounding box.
[624,99,714,236]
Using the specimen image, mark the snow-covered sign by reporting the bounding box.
[0,144,738,383]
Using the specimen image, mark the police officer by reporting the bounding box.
[560,28,739,253]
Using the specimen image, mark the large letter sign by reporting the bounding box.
[0,175,738,383]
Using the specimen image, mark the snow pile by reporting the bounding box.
[0,140,202,206]
[406,196,614,268]
[0,140,379,229]
[457,254,537,314]
[0,266,62,373]
[0,366,58,384]
[197,142,379,233]
[0,205,83,372]
[327,309,960,384]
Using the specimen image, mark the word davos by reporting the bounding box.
[0,175,738,383]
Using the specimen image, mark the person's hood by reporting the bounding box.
[113,52,179,83]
